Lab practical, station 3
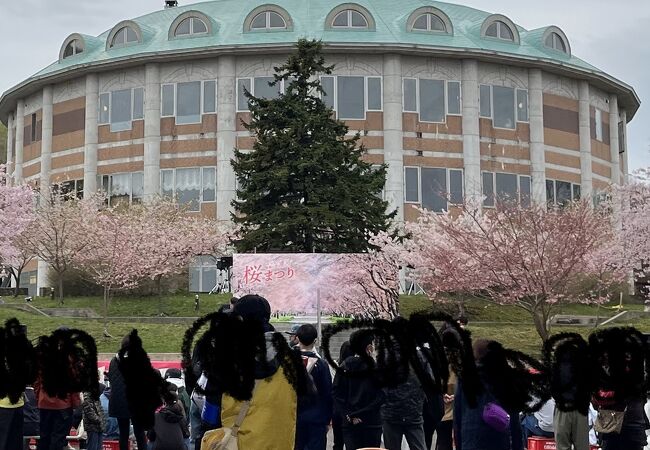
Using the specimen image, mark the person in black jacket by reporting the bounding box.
[333,329,385,450]
[295,324,333,450]
[82,386,106,450]
[381,369,427,450]
[331,341,352,450]
[147,389,189,450]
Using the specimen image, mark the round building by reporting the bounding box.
[0,0,639,293]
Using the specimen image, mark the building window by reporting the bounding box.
[160,167,216,212]
[98,88,144,132]
[318,75,382,120]
[52,179,84,200]
[189,255,218,293]
[404,166,464,212]
[63,39,83,58]
[110,26,139,48]
[618,121,626,154]
[482,172,531,207]
[161,80,216,124]
[479,85,528,129]
[174,17,208,37]
[484,21,515,41]
[545,32,567,53]
[250,11,287,30]
[332,9,369,28]
[595,108,603,142]
[402,79,461,122]
[97,172,144,206]
[411,13,446,32]
[546,179,580,207]
[236,77,297,112]
[30,114,37,143]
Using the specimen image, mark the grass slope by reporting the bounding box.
[0,293,647,355]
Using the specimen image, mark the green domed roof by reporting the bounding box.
[41,0,592,75]
[0,0,640,122]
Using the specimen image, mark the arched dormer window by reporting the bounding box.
[244,5,292,31]
[543,27,571,55]
[481,15,520,44]
[63,40,83,58]
[169,11,212,39]
[486,21,513,40]
[59,34,86,61]
[107,21,142,49]
[333,10,367,28]
[176,17,207,36]
[407,7,453,34]
[325,4,375,30]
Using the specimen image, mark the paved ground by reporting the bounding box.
[325,428,436,449]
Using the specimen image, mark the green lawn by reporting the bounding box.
[1,293,647,355]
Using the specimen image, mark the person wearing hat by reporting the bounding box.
[199,294,310,450]
[286,324,302,349]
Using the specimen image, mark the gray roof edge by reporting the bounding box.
[0,42,640,124]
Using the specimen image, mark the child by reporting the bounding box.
[82,388,106,450]
[147,388,190,450]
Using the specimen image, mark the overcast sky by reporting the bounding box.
[0,0,648,171]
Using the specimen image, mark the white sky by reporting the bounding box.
[0,0,648,170]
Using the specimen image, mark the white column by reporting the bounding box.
[528,69,546,204]
[382,54,404,221]
[579,81,593,202]
[144,64,161,201]
[14,100,24,182]
[216,55,236,221]
[461,60,481,206]
[620,109,628,180]
[84,74,99,197]
[40,86,53,193]
[609,94,620,185]
[6,114,13,180]
[37,259,50,294]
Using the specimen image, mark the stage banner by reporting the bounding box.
[232,253,398,317]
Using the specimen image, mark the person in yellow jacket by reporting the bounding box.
[196,295,310,450]
[0,318,36,450]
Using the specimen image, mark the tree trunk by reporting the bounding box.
[532,310,550,342]
[156,275,164,315]
[13,268,23,297]
[58,274,64,305]
[103,285,110,335]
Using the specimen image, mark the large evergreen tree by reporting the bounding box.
[232,39,395,253]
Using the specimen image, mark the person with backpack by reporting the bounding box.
[294,324,333,450]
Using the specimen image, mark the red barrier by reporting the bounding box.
[528,438,599,450]
[97,360,182,370]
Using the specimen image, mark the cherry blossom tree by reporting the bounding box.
[136,199,232,307]
[22,191,89,303]
[616,170,650,297]
[0,166,35,280]
[387,201,627,341]
[1,232,35,296]
[72,197,151,332]
[73,197,232,325]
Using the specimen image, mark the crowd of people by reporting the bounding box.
[1,295,650,450]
